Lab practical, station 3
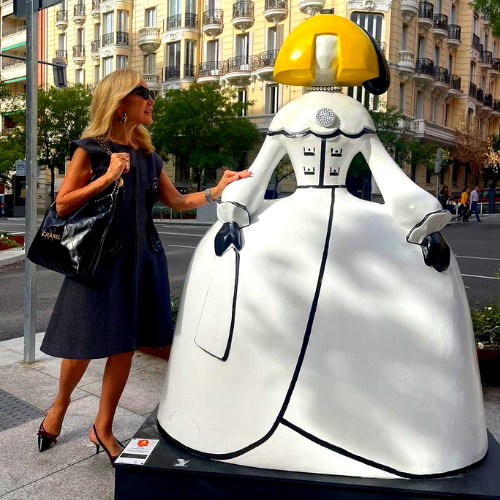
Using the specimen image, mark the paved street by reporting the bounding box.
[0,215,500,342]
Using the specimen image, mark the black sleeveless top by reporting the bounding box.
[40,138,173,359]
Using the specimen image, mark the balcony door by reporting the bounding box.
[236,33,250,65]
[103,12,114,46]
[170,0,181,17]
[168,42,181,68]
[145,7,157,27]
[206,39,219,63]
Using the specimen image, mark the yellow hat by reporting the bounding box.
[274,13,389,93]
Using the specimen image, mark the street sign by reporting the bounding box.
[13,0,62,18]
[15,159,26,176]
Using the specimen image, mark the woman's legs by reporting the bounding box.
[43,358,91,435]
[89,351,135,457]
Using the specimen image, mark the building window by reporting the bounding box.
[185,39,196,77]
[169,0,181,17]
[267,26,277,51]
[144,53,156,75]
[116,55,128,69]
[77,27,84,46]
[206,39,219,62]
[431,97,438,123]
[118,10,129,32]
[452,160,459,185]
[94,65,100,83]
[470,61,476,80]
[103,12,113,45]
[347,86,379,111]
[58,33,65,50]
[473,14,478,34]
[186,0,196,14]
[237,89,247,117]
[434,45,440,66]
[426,164,431,184]
[75,68,84,84]
[402,25,408,50]
[236,33,250,59]
[415,91,424,119]
[350,12,383,44]
[417,36,426,58]
[103,56,113,76]
[167,41,181,67]
[399,84,405,112]
[266,84,279,114]
[145,7,156,27]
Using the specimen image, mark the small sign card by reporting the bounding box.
[114,438,159,466]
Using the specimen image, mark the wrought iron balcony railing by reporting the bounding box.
[199,60,224,76]
[255,49,279,68]
[433,13,448,30]
[265,0,287,8]
[472,33,481,52]
[447,24,461,40]
[450,74,461,91]
[116,31,129,45]
[55,49,67,59]
[2,25,27,37]
[415,57,434,76]
[434,66,450,84]
[91,39,100,52]
[477,88,484,102]
[56,10,68,22]
[74,3,85,16]
[92,0,100,10]
[203,9,223,25]
[233,1,254,18]
[185,64,196,78]
[418,1,433,19]
[185,13,198,28]
[494,100,500,112]
[484,93,493,107]
[224,55,256,73]
[102,33,113,46]
[72,45,85,57]
[167,14,181,30]
[164,65,181,80]
[482,51,492,65]
[493,58,500,71]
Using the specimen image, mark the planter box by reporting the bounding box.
[477,349,500,386]
[0,234,24,251]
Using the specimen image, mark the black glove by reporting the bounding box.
[421,232,450,273]
[214,222,243,257]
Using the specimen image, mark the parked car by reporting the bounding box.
[477,188,500,204]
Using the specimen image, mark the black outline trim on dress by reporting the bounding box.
[405,210,449,245]
[194,249,240,362]
[297,185,346,189]
[267,127,376,140]
[218,201,251,227]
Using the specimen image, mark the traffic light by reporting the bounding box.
[52,58,67,88]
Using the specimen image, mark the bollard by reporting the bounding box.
[480,203,483,217]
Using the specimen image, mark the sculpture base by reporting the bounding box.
[114,408,500,500]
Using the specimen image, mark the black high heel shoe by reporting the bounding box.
[37,406,65,453]
[91,425,124,464]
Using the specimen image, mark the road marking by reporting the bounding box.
[168,244,196,249]
[456,255,500,262]
[462,274,499,280]
[157,231,203,237]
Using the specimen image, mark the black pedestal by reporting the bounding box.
[115,408,500,500]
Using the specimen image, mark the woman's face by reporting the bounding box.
[120,80,155,126]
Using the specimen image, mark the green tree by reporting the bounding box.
[469,0,500,37]
[151,83,260,191]
[0,132,25,190]
[271,154,295,199]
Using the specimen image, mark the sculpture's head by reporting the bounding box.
[273,11,390,95]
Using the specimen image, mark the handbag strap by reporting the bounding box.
[93,137,123,192]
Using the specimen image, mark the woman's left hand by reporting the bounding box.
[212,169,251,199]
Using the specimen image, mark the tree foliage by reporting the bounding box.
[469,0,500,37]
[271,154,295,198]
[150,83,260,191]
[453,120,489,179]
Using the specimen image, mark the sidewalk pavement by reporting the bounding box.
[0,332,499,499]
[0,332,167,500]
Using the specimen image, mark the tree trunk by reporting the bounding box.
[50,166,55,203]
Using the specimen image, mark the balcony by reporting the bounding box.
[413,58,434,85]
[447,24,461,49]
[167,14,182,30]
[447,74,462,98]
[117,31,129,45]
[398,50,415,81]
[203,9,223,38]
[492,100,500,117]
[55,10,68,31]
[484,93,493,108]
[491,58,500,77]
[72,45,85,67]
[73,4,85,25]
[298,0,324,16]
[418,2,433,32]
[413,119,456,146]
[223,55,255,86]
[102,32,129,47]
[477,88,484,102]
[198,61,224,84]
[263,0,288,24]
[232,1,254,31]
[433,14,448,40]
[433,66,450,91]
[102,33,114,47]
[163,65,181,81]
[1,60,25,82]
[252,49,279,82]
[401,0,418,24]
[185,13,198,29]
[469,82,477,99]
[481,50,492,69]
[138,27,161,54]
[143,74,161,91]
[472,33,481,53]
[55,49,67,62]
[246,115,273,131]
[1,25,26,50]
[90,40,100,60]
[91,0,100,19]
[483,12,490,26]
[1,0,13,17]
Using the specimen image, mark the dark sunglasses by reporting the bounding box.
[128,85,155,101]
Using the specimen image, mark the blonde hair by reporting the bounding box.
[82,68,154,154]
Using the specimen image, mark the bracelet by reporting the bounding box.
[204,188,213,204]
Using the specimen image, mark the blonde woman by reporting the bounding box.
[36,68,250,464]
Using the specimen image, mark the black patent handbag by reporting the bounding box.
[27,138,123,277]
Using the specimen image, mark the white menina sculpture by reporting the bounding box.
[157,17,488,480]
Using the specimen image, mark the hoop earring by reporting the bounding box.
[118,112,127,124]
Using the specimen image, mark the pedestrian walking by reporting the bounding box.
[470,186,482,222]
[458,187,470,222]
[36,68,250,464]
[439,185,453,213]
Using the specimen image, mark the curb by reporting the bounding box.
[0,250,25,267]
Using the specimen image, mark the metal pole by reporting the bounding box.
[24,0,38,363]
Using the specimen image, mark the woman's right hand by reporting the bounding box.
[105,153,130,183]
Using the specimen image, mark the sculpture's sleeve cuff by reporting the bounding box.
[217,201,251,228]
[406,210,452,244]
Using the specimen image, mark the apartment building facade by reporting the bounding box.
[27,0,500,195]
